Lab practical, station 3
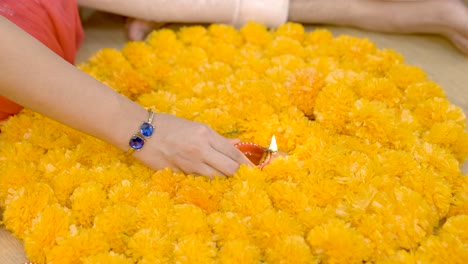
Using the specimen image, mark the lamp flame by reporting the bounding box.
[269,135,278,152]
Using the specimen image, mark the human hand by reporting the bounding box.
[132,113,253,178]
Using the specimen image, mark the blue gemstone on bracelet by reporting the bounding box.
[140,122,154,137]
[129,135,145,150]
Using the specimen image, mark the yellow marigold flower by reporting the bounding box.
[307,219,371,263]
[121,41,173,88]
[0,146,42,204]
[82,251,133,264]
[79,49,152,100]
[235,54,271,74]
[173,176,220,213]
[285,67,325,119]
[220,168,272,217]
[126,228,172,263]
[149,168,185,198]
[386,64,427,90]
[357,213,400,258]
[265,235,316,264]
[74,137,123,167]
[178,25,210,48]
[205,41,238,65]
[265,66,293,83]
[399,168,452,218]
[46,227,110,264]
[0,109,36,142]
[266,36,305,57]
[2,183,57,239]
[335,183,380,218]
[267,180,309,214]
[48,167,91,206]
[208,24,243,46]
[357,186,438,254]
[275,22,305,41]
[439,215,468,242]
[135,192,173,230]
[346,99,417,148]
[304,28,334,46]
[93,203,138,253]
[218,240,261,264]
[423,121,468,163]
[121,41,155,70]
[172,234,217,264]
[271,54,306,71]
[298,168,347,208]
[23,204,72,263]
[374,150,420,179]
[172,97,210,120]
[375,250,421,264]
[39,150,78,176]
[314,82,359,133]
[296,207,336,232]
[88,163,134,191]
[71,182,108,228]
[250,209,303,250]
[207,212,251,246]
[164,67,202,98]
[413,97,466,129]
[447,174,468,216]
[355,76,403,108]
[240,21,273,47]
[331,35,377,62]
[198,62,233,83]
[415,232,468,263]
[403,81,446,110]
[174,46,209,69]
[137,90,177,112]
[195,108,238,136]
[145,28,183,60]
[412,142,460,184]
[363,48,404,75]
[262,157,307,182]
[108,179,149,207]
[167,204,211,238]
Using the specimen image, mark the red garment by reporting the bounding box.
[0,0,84,120]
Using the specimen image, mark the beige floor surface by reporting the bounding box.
[1,10,467,263]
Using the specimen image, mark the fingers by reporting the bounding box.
[212,136,254,166]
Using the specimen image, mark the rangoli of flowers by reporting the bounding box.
[1,22,468,263]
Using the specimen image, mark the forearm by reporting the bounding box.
[0,16,145,151]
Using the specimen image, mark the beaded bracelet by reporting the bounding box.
[126,109,155,155]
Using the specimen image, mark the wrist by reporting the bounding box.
[126,109,155,155]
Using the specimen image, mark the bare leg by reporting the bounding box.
[124,0,468,54]
[289,0,468,54]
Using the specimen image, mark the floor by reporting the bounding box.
[1,10,467,263]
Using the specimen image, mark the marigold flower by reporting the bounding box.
[217,239,261,264]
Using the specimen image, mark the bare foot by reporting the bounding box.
[125,18,165,41]
[289,0,468,54]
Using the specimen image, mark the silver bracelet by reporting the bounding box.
[126,109,155,155]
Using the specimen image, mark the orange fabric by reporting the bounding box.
[0,0,84,120]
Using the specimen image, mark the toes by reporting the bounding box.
[449,33,468,55]
[125,19,155,41]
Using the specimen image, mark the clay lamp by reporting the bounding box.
[235,135,283,169]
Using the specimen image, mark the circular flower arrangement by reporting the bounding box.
[1,22,468,263]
